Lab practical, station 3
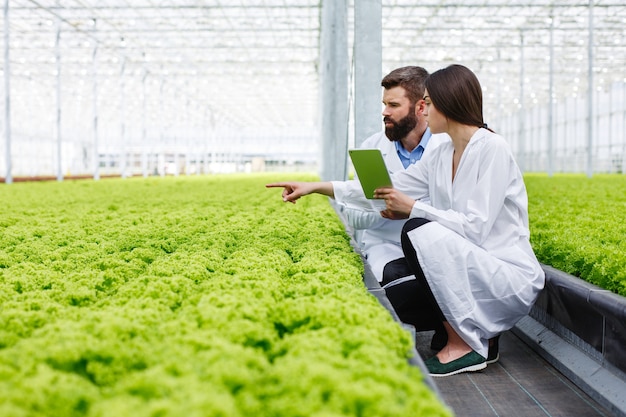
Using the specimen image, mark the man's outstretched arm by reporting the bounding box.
[265,181,335,203]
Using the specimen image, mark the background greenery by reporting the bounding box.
[2,172,624,416]
[525,174,626,296]
[0,175,451,417]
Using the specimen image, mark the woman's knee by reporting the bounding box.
[402,218,430,235]
[400,218,430,258]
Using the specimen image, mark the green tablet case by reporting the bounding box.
[348,149,393,199]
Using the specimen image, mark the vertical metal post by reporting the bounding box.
[92,21,99,180]
[55,13,62,181]
[496,49,502,131]
[354,0,382,147]
[141,68,148,177]
[208,111,214,171]
[119,55,126,178]
[195,106,200,176]
[173,90,179,177]
[3,0,11,184]
[202,108,207,175]
[586,0,594,178]
[608,82,613,172]
[623,81,626,175]
[319,0,349,181]
[159,75,165,177]
[518,30,525,172]
[185,93,191,176]
[548,14,554,177]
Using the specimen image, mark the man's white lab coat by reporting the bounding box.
[335,130,448,282]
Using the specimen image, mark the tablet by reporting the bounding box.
[348,149,393,199]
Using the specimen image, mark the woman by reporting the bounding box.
[267,64,545,377]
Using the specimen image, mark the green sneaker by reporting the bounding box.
[425,351,486,377]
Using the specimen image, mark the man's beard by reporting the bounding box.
[384,106,417,142]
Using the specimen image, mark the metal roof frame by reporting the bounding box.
[1,0,625,181]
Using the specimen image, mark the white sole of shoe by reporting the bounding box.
[486,353,500,365]
[429,361,487,377]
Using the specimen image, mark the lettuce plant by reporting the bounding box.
[525,173,626,296]
[0,175,451,417]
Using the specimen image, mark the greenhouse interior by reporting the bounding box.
[1,0,625,182]
[1,1,626,417]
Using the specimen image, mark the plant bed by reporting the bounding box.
[531,265,626,376]
[525,173,626,297]
[522,174,626,414]
[0,175,451,417]
[332,202,442,397]
[513,264,626,416]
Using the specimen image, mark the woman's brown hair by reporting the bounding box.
[424,64,492,131]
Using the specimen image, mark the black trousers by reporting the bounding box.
[382,218,445,333]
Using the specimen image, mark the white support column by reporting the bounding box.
[173,89,180,177]
[518,30,525,172]
[586,0,594,178]
[91,21,99,180]
[119,55,127,178]
[209,112,214,171]
[623,81,626,175]
[141,68,148,177]
[55,13,62,181]
[185,92,191,176]
[159,75,165,177]
[354,0,382,147]
[548,13,554,177]
[3,0,11,184]
[319,0,349,181]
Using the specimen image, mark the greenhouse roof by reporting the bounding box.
[2,1,626,153]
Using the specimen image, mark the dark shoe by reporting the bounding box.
[487,334,500,364]
[424,351,486,377]
[430,330,447,351]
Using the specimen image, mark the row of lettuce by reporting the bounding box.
[525,174,626,297]
[2,172,623,416]
[0,175,452,417]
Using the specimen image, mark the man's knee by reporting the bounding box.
[382,258,412,285]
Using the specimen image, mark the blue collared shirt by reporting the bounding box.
[394,128,432,169]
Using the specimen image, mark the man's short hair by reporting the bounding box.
[381,66,429,104]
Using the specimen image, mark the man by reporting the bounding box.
[335,66,449,349]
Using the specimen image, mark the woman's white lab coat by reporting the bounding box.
[334,128,545,357]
